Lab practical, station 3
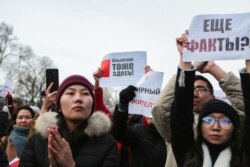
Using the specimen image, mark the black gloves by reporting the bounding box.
[118,85,138,110]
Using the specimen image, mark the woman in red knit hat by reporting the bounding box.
[19,74,120,167]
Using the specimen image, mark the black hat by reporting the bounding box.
[199,99,239,127]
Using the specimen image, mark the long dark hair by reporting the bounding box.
[183,120,242,167]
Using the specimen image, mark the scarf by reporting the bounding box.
[202,143,231,167]
[10,125,30,157]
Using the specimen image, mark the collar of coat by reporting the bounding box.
[34,111,111,138]
[202,142,231,167]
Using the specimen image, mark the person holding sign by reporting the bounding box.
[93,67,147,167]
[111,85,167,167]
[170,41,243,166]
[92,67,113,119]
[152,31,244,167]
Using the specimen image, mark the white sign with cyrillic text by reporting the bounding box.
[100,51,147,87]
[128,71,164,118]
[183,13,250,61]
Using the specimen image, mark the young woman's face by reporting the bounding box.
[201,113,234,145]
[60,84,93,124]
[16,109,33,128]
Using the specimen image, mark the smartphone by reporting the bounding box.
[46,68,59,93]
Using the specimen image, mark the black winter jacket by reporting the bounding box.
[19,111,120,167]
[112,106,167,167]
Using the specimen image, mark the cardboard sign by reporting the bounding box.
[128,71,164,118]
[100,51,147,87]
[183,13,250,61]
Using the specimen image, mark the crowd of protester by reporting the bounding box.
[0,31,249,167]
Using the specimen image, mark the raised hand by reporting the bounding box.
[176,30,188,56]
[92,67,102,89]
[40,83,57,114]
[119,85,138,105]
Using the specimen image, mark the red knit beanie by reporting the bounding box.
[55,75,95,114]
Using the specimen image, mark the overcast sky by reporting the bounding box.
[0,0,250,90]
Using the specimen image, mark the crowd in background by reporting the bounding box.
[0,31,250,167]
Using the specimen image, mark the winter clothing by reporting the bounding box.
[0,97,7,106]
[0,112,8,138]
[201,143,231,167]
[239,68,250,166]
[5,93,13,106]
[171,67,241,167]
[119,85,138,106]
[94,87,142,167]
[55,75,95,111]
[112,105,166,167]
[19,111,119,167]
[5,125,29,161]
[199,99,240,127]
[94,87,112,119]
[0,145,8,167]
[152,71,244,167]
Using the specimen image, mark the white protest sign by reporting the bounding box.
[100,51,147,87]
[128,71,164,118]
[183,13,250,61]
[0,80,13,97]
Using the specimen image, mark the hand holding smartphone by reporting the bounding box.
[46,69,59,93]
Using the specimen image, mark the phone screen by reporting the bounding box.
[46,69,59,93]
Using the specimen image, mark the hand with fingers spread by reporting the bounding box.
[48,127,75,167]
[40,83,57,114]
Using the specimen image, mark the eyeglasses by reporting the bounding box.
[194,86,209,93]
[202,116,232,130]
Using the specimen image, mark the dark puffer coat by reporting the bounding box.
[19,111,120,167]
[112,106,167,167]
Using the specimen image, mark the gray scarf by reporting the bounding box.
[10,125,30,157]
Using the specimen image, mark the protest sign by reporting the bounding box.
[183,13,250,61]
[0,80,13,97]
[128,71,164,117]
[100,51,147,87]
[214,89,230,104]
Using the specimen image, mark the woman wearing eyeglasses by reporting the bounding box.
[170,35,242,166]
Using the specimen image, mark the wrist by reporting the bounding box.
[118,103,128,111]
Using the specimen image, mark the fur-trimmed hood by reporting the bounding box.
[35,111,111,138]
